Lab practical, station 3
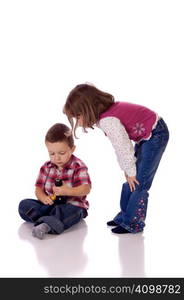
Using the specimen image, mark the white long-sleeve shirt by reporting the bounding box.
[98,117,137,177]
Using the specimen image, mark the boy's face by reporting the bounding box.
[46,141,75,168]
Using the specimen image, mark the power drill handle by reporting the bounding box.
[55,178,67,204]
[55,178,63,187]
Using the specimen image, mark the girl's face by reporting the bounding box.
[76,115,84,127]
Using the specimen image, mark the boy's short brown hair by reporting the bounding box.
[45,123,74,148]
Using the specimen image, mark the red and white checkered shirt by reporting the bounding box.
[35,154,91,210]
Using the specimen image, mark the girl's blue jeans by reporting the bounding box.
[113,118,169,233]
[18,199,87,234]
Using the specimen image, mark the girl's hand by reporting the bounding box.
[40,195,54,205]
[124,173,139,192]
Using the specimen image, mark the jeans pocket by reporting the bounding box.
[152,129,169,148]
[151,134,162,148]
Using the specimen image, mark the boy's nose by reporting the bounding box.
[55,154,60,161]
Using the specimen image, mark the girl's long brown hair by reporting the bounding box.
[63,83,114,137]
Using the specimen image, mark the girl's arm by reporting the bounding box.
[99,117,136,177]
[53,184,91,197]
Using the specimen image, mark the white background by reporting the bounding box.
[0,0,184,277]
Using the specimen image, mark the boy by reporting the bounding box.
[18,123,91,239]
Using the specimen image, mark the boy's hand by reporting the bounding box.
[124,173,139,192]
[53,185,69,196]
[40,195,54,205]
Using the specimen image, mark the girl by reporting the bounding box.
[63,83,169,234]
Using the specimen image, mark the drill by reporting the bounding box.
[50,178,67,204]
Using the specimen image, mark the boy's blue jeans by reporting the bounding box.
[113,118,169,233]
[18,199,87,234]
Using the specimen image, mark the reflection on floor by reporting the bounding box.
[18,221,88,277]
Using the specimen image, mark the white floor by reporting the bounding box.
[1,128,184,278]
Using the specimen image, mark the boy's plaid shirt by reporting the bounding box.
[35,155,91,210]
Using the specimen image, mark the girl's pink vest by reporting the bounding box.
[99,102,157,142]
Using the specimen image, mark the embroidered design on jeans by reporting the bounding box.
[132,123,146,135]
[130,199,146,232]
